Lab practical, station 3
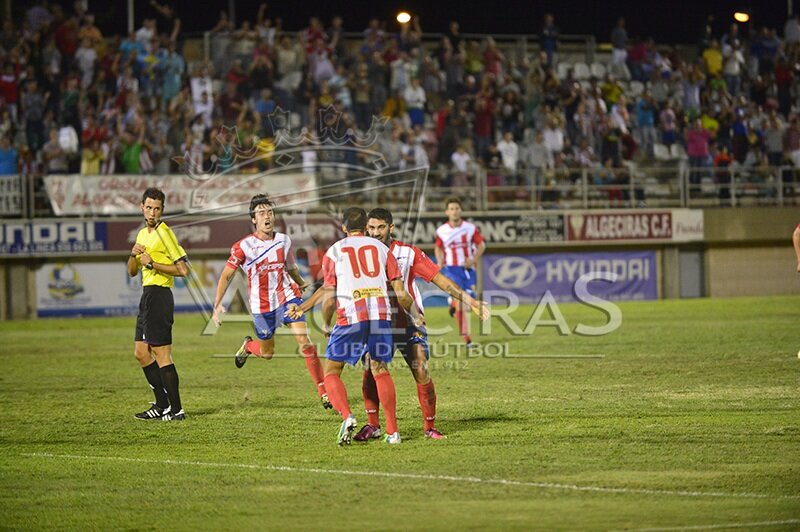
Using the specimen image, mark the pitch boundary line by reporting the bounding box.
[632,519,800,531]
[21,453,798,501]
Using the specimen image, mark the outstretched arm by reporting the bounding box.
[432,271,490,320]
[212,265,237,325]
[288,285,333,319]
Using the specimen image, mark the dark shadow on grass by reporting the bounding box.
[445,413,524,428]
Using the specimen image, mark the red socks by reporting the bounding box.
[362,370,380,427]
[455,308,470,337]
[373,372,397,435]
[323,374,351,420]
[245,339,262,355]
[417,380,437,431]
[302,345,326,396]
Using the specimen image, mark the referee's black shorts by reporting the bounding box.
[135,286,174,346]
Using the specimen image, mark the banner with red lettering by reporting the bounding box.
[565,209,703,242]
[43,173,319,216]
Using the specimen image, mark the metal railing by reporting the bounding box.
[2,164,796,219]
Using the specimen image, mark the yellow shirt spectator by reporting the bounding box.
[703,47,723,76]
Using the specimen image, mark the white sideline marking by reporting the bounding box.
[21,453,799,501]
[634,519,800,531]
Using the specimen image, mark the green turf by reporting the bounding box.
[1,297,799,530]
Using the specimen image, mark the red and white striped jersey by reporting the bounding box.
[435,221,485,266]
[389,240,439,319]
[322,235,400,326]
[227,232,301,314]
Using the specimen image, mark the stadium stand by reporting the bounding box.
[0,5,797,218]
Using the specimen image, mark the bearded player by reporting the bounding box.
[353,208,490,441]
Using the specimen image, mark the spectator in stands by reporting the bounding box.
[21,79,45,153]
[404,76,426,127]
[635,90,657,157]
[450,143,471,187]
[686,117,712,190]
[43,128,68,174]
[540,13,559,68]
[0,62,19,125]
[764,112,786,166]
[543,114,565,156]
[600,117,622,167]
[610,17,628,67]
[80,139,104,175]
[702,39,723,77]
[723,39,745,97]
[659,100,678,146]
[497,131,519,176]
[75,37,97,89]
[0,135,17,175]
[574,137,598,168]
[159,40,184,104]
[525,130,553,195]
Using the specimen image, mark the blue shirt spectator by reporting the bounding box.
[0,136,17,174]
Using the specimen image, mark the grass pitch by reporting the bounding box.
[1,296,799,530]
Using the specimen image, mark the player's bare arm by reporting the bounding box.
[432,271,490,320]
[288,285,333,319]
[793,226,800,272]
[212,265,237,325]
[287,266,310,290]
[320,290,336,336]
[434,243,445,267]
[391,278,424,327]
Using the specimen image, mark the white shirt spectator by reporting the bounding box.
[191,75,213,105]
[193,97,214,129]
[403,84,426,110]
[723,47,745,76]
[75,45,97,88]
[451,150,471,173]
[496,138,519,172]
[543,126,564,154]
[136,25,155,53]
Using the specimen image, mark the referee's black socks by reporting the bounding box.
[143,361,170,410]
[159,364,182,413]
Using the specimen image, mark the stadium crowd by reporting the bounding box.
[0,2,798,206]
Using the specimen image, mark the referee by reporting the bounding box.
[128,187,188,421]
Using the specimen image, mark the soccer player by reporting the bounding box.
[287,207,422,445]
[211,194,330,409]
[354,208,490,441]
[128,187,188,421]
[434,197,486,345]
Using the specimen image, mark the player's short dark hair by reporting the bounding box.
[342,207,367,231]
[445,196,462,208]
[367,208,393,224]
[142,187,165,205]
[249,194,274,218]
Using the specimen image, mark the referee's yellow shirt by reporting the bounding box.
[135,222,187,288]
